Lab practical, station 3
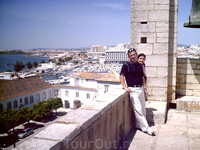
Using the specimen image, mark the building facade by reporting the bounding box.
[105,49,129,63]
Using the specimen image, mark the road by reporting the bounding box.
[1,108,73,150]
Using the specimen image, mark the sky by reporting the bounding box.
[0,0,199,50]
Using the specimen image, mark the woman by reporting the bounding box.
[138,53,148,101]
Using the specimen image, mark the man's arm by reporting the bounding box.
[120,75,131,93]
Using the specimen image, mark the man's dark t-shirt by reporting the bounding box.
[120,61,144,87]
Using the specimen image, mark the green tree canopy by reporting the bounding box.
[26,62,33,70]
[14,61,25,72]
[0,109,20,133]
[33,61,38,68]
[49,98,63,115]
[18,107,34,124]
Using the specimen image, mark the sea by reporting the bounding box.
[0,54,77,81]
[0,54,49,73]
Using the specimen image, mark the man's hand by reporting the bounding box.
[124,87,132,93]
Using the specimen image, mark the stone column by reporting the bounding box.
[130,0,178,103]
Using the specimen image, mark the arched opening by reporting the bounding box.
[74,100,81,109]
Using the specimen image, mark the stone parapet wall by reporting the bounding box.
[13,89,135,150]
[176,58,200,97]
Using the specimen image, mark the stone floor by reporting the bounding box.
[118,109,200,150]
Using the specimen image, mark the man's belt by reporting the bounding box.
[130,85,142,87]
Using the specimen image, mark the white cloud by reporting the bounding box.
[93,3,125,10]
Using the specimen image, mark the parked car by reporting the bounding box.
[18,128,33,138]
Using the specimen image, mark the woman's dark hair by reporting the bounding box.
[138,53,146,59]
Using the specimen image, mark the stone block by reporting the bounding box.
[12,138,60,150]
[146,101,167,124]
[131,10,148,20]
[154,43,168,53]
[146,67,157,77]
[152,87,167,96]
[148,77,168,87]
[149,11,169,22]
[155,0,169,5]
[157,67,168,77]
[131,22,156,33]
[146,55,168,67]
[186,75,200,84]
[135,44,153,55]
[176,96,200,110]
[157,37,168,43]
[176,75,185,83]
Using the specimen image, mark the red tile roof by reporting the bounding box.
[0,77,52,101]
[71,72,102,79]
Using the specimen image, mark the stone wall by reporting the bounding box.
[13,89,135,150]
[130,0,178,103]
[176,58,200,97]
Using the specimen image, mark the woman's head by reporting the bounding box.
[138,53,146,64]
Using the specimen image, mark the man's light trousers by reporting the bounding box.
[129,87,149,132]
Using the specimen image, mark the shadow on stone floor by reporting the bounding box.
[116,126,137,150]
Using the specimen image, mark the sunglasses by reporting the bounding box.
[127,48,136,53]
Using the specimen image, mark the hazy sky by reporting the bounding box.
[0,0,199,49]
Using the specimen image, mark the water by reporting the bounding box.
[0,54,49,73]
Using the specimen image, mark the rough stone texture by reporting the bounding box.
[120,109,200,150]
[176,58,200,97]
[12,89,135,150]
[131,0,177,103]
[146,101,167,124]
[176,96,200,110]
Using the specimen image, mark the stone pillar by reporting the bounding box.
[130,0,178,103]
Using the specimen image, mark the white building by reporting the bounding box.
[0,72,15,80]
[35,62,56,73]
[105,49,129,63]
[0,71,121,111]
[87,45,106,59]
[0,77,54,112]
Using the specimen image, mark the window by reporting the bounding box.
[65,90,69,97]
[13,100,18,108]
[141,37,147,43]
[43,92,46,100]
[141,22,147,24]
[76,92,79,98]
[55,90,58,96]
[30,95,34,104]
[36,94,40,101]
[24,97,28,105]
[20,98,22,103]
[48,90,51,98]
[7,102,12,109]
[86,93,90,99]
[104,85,109,93]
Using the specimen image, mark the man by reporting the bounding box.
[119,48,155,136]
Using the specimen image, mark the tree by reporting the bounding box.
[49,98,63,115]
[0,109,20,133]
[33,61,38,68]
[26,62,33,70]
[33,101,52,120]
[18,107,34,124]
[14,61,25,72]
[41,60,46,63]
